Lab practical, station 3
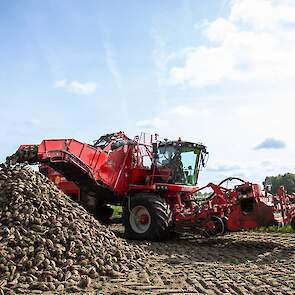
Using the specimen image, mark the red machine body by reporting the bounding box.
[12,132,202,199]
[41,167,295,234]
[8,131,291,240]
[274,187,295,225]
[195,178,275,233]
[260,186,295,227]
[8,132,213,239]
[39,164,81,202]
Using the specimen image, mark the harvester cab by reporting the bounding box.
[154,139,208,186]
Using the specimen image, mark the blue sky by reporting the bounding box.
[0,1,225,142]
[0,0,294,185]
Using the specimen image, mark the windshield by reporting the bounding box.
[157,144,202,185]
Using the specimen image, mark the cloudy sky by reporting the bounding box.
[0,0,294,186]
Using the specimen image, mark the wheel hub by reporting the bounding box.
[129,205,151,234]
[139,213,149,225]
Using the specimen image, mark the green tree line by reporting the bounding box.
[264,173,295,194]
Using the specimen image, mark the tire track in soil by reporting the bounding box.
[97,228,295,295]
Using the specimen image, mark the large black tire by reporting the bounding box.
[123,193,173,241]
[95,204,114,224]
[80,191,113,223]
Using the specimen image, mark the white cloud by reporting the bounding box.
[54,79,99,94]
[152,29,176,75]
[207,162,242,173]
[24,118,40,126]
[147,0,295,185]
[135,94,295,186]
[136,117,168,130]
[168,0,295,88]
[104,44,122,87]
[168,105,195,116]
[55,79,67,88]
[230,0,295,30]
[103,42,129,121]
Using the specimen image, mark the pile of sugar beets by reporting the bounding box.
[0,165,146,293]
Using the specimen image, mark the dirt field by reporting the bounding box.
[94,226,295,295]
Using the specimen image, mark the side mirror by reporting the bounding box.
[201,153,205,167]
[200,151,209,167]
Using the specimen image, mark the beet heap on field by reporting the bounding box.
[0,165,145,293]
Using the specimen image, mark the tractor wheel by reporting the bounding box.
[95,204,114,224]
[123,193,173,241]
[291,215,295,230]
[81,191,114,223]
[208,216,225,236]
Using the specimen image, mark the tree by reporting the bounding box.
[264,173,295,194]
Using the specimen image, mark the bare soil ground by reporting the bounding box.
[95,226,295,295]
[20,226,295,295]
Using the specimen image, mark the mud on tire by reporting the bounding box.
[123,193,173,241]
